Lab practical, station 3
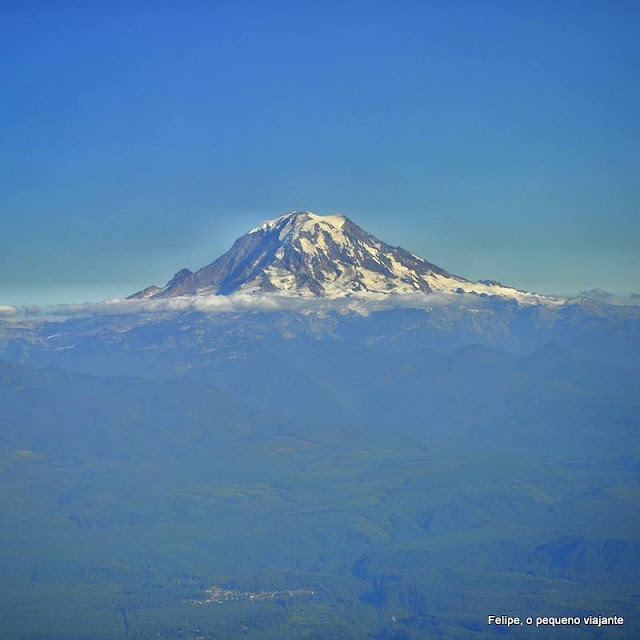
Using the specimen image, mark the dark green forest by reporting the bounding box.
[1,313,638,638]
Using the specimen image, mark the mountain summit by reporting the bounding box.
[130,211,552,303]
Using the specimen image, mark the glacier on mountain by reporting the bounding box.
[130,211,562,306]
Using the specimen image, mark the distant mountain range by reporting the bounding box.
[129,211,558,304]
[578,288,640,306]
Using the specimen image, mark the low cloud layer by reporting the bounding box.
[0,305,20,317]
[6,291,497,322]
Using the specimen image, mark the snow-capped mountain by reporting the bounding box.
[130,211,556,304]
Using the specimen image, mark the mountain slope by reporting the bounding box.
[0,359,260,459]
[130,211,555,303]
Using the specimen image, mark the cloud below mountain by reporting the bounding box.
[15,291,491,321]
[0,305,20,317]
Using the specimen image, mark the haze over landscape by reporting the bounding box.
[2,209,639,638]
[1,2,639,640]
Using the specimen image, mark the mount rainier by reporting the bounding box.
[130,211,556,305]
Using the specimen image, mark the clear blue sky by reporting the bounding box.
[1,1,638,305]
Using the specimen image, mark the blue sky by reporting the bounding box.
[1,1,638,305]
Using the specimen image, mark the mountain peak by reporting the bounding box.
[129,211,559,304]
[249,211,347,236]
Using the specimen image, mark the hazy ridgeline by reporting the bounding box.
[0,302,638,639]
